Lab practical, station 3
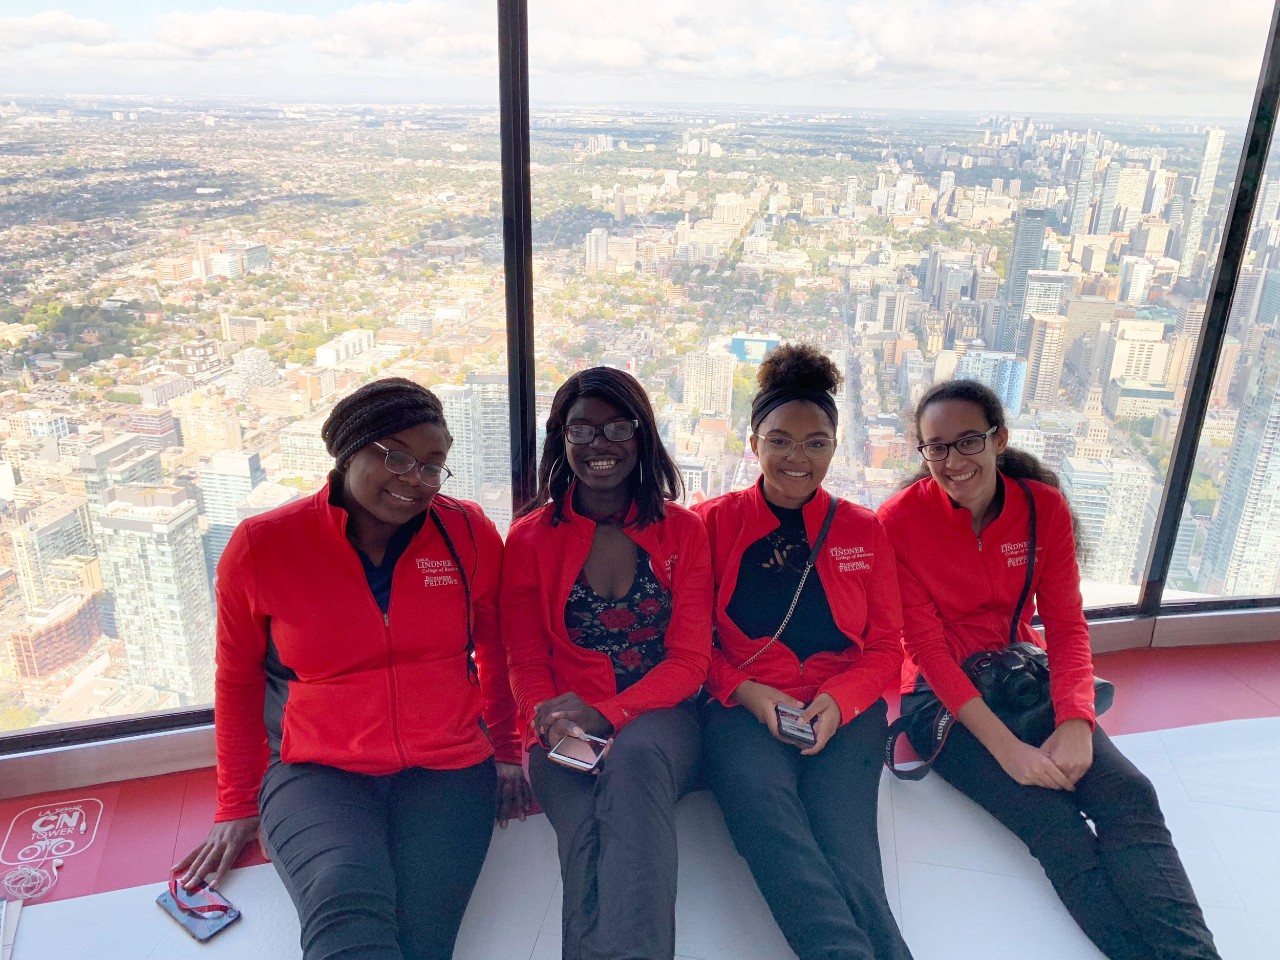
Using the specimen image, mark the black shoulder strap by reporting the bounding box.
[429,502,478,685]
[1009,477,1037,648]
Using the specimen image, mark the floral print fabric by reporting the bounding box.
[564,546,672,693]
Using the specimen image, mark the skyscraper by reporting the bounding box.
[1068,139,1097,236]
[996,207,1048,356]
[97,485,215,703]
[1025,314,1067,405]
[434,384,485,503]
[683,350,736,416]
[1179,128,1226,279]
[1061,457,1156,585]
[1199,330,1280,595]
[200,450,266,576]
[8,495,93,608]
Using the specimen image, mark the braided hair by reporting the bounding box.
[321,377,450,470]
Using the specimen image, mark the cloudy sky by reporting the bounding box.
[0,1,1272,116]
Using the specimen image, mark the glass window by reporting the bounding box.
[0,4,506,739]
[527,0,1275,608]
[1167,128,1280,602]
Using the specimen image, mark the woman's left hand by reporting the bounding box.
[495,761,533,828]
[533,692,612,741]
[1041,718,1094,787]
[798,693,842,756]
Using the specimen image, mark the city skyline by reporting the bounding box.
[0,0,1273,115]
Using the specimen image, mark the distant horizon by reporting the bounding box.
[0,91,1250,127]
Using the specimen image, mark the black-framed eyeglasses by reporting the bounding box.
[753,434,837,458]
[372,441,452,487]
[917,425,998,462]
[564,420,639,444]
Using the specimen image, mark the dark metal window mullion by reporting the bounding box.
[497,0,537,513]
[1138,0,1280,616]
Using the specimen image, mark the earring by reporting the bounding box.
[637,461,645,488]
[548,456,563,481]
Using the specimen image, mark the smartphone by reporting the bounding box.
[775,703,817,746]
[548,733,612,772]
[157,880,241,942]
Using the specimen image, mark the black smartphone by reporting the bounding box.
[547,733,612,772]
[775,703,817,746]
[157,880,241,941]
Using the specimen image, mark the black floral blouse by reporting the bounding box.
[564,546,672,692]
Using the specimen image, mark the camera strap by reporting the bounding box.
[885,477,1038,781]
[737,496,839,671]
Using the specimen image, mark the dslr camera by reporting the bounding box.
[963,641,1049,713]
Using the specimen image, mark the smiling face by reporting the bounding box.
[917,398,1008,516]
[751,399,835,509]
[563,395,639,504]
[342,421,451,550]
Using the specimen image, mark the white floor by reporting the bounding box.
[9,718,1278,960]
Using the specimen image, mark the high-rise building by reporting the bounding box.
[1061,457,1155,584]
[996,207,1048,355]
[1093,163,1122,235]
[1199,331,1280,595]
[1118,257,1155,304]
[128,407,181,451]
[1102,319,1170,385]
[1023,270,1072,316]
[434,384,485,503]
[585,228,611,271]
[464,372,513,529]
[683,351,736,417]
[1025,315,1067,405]
[8,495,93,608]
[173,388,243,458]
[1068,140,1097,236]
[97,485,215,703]
[953,351,1027,416]
[201,450,266,576]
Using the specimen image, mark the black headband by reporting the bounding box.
[751,387,839,432]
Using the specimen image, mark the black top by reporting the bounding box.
[726,499,848,662]
[355,511,427,614]
[564,547,673,693]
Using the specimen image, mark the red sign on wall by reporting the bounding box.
[1,798,103,865]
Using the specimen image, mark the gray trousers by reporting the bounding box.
[528,699,701,960]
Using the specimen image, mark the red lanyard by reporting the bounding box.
[169,878,228,917]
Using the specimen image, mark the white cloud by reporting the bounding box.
[0,11,115,50]
[0,0,1271,112]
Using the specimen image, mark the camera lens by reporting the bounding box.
[1004,670,1042,708]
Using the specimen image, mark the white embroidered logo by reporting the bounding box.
[416,557,460,587]
[830,545,872,573]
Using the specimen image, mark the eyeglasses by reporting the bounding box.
[753,435,837,458]
[372,442,452,487]
[917,426,998,462]
[564,420,639,444]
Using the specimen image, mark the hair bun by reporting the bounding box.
[757,343,843,395]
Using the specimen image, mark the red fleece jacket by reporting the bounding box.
[213,483,519,822]
[501,494,712,746]
[692,481,904,724]
[877,474,1097,728]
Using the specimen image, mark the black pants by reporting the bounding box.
[259,758,497,960]
[528,700,701,960]
[703,698,913,960]
[923,721,1220,960]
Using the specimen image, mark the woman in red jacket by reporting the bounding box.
[694,345,913,960]
[175,378,530,960]
[878,378,1219,960]
[502,367,712,960]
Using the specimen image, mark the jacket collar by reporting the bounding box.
[557,479,641,530]
[746,476,834,543]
